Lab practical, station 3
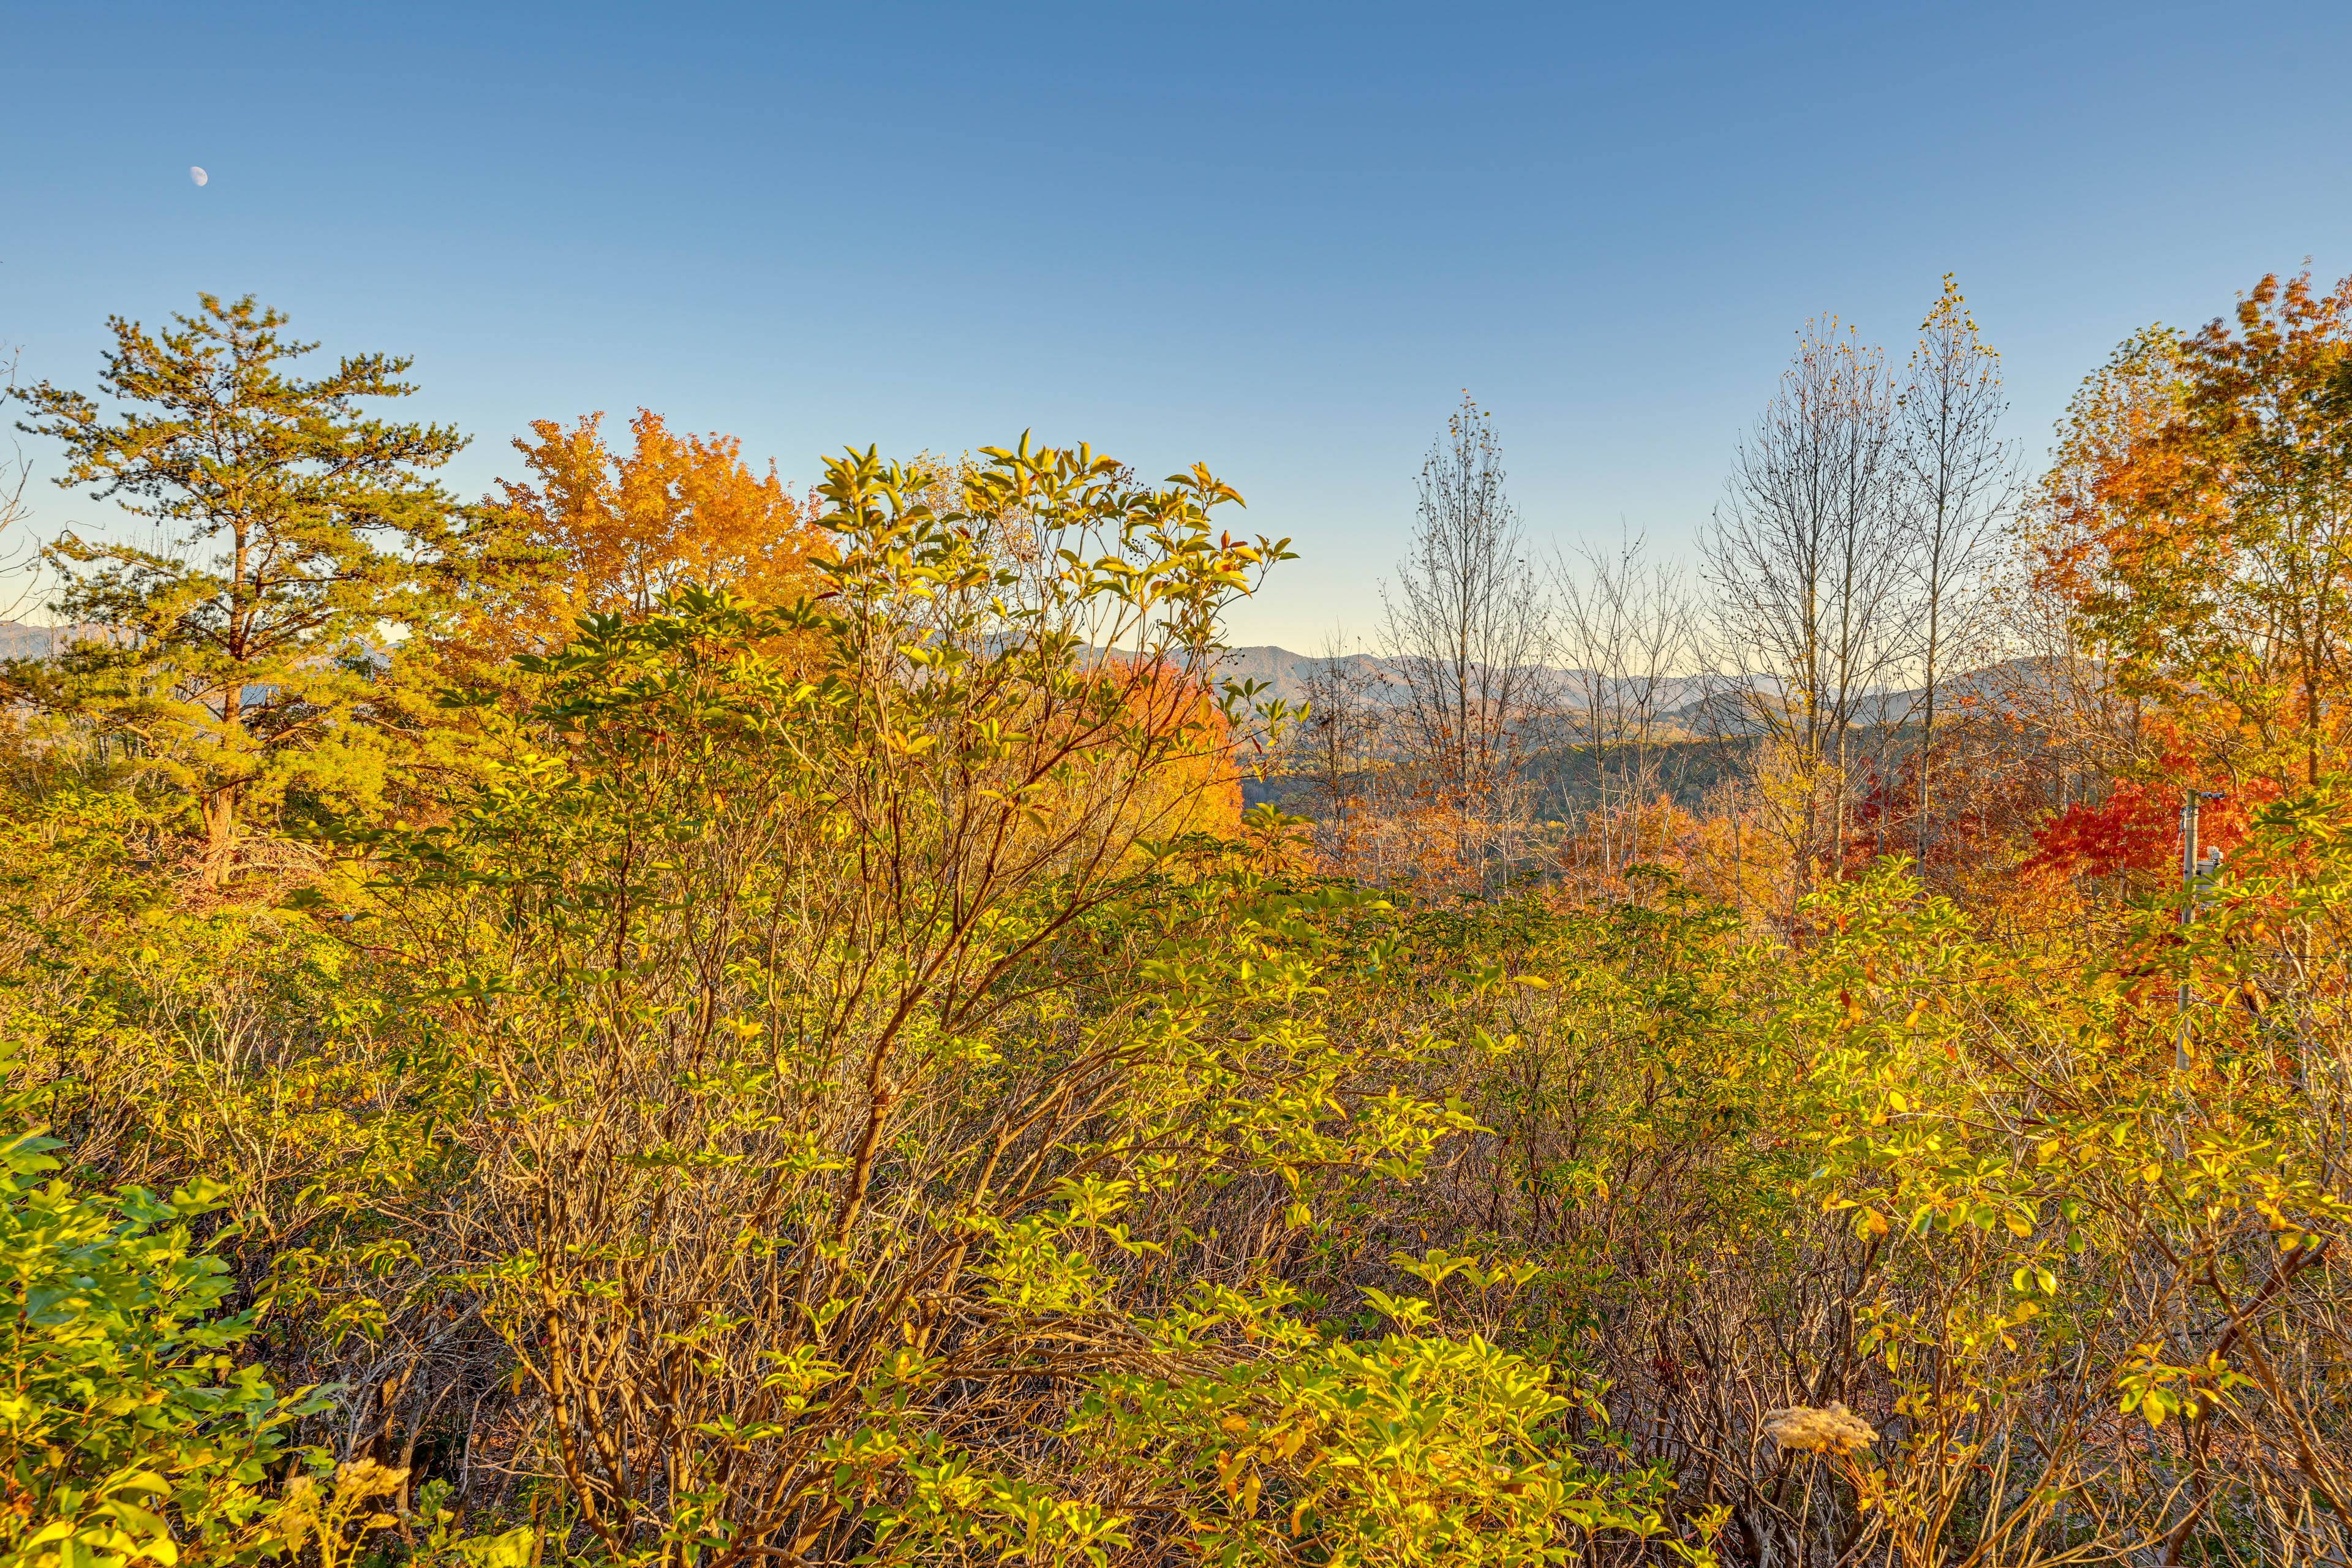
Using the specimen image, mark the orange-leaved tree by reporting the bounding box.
[465,409,822,657]
[1095,659,1243,839]
[2034,271,2352,791]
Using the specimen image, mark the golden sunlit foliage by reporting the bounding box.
[1098,660,1244,839]
[474,408,823,655]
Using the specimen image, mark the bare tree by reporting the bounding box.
[1553,529,1697,886]
[1703,323,1913,928]
[1895,277,2018,868]
[1291,627,1392,867]
[0,346,38,621]
[1381,395,1552,878]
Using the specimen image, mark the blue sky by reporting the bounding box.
[6,1,2348,648]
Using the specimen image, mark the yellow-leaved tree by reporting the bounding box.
[460,409,823,659]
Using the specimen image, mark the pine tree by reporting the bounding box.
[12,293,466,881]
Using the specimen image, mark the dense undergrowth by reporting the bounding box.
[1,435,2347,1566]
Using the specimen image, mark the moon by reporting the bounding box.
[190,166,208,187]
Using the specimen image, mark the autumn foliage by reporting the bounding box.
[2034,272,2352,791]
[473,409,824,655]
[1098,660,1243,837]
[15,280,2352,1568]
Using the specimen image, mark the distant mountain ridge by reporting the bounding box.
[1215,644,1724,720]
[1216,644,2078,734]
[0,622,113,660]
[2,625,2073,742]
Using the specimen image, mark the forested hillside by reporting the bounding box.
[2,276,2350,1568]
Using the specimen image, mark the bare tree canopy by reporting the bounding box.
[0,347,34,619]
[1553,529,1697,884]
[1896,275,2019,862]
[1381,394,1551,837]
[1704,322,1912,923]
[1293,626,1390,864]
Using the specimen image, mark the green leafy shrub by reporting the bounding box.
[0,1069,317,1566]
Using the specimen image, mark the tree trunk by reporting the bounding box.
[200,786,238,887]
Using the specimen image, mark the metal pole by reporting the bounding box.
[2177,789,2198,1072]
[2177,789,2227,1073]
